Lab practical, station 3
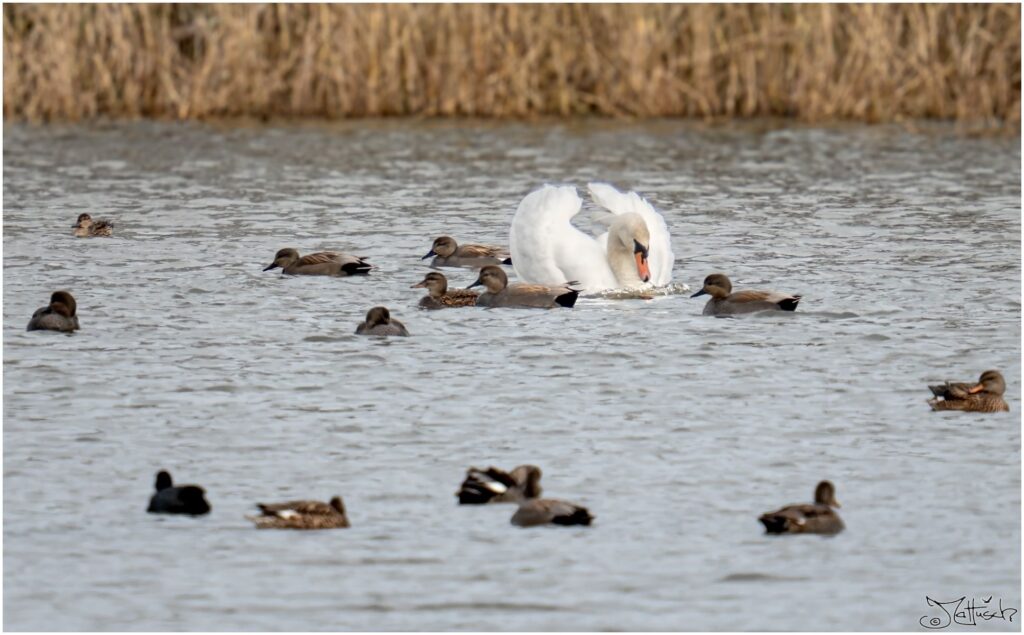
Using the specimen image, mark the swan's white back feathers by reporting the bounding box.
[510,185,617,291]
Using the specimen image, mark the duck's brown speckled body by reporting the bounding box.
[73,213,113,237]
[246,496,350,529]
[929,370,1009,413]
[412,272,478,309]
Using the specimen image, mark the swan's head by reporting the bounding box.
[411,272,449,296]
[611,214,651,282]
[423,236,457,259]
[971,370,1006,396]
[467,265,508,293]
[364,306,393,327]
[814,480,840,508]
[690,273,732,299]
[264,248,300,271]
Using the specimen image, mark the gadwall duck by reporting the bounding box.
[457,465,542,504]
[147,471,211,516]
[511,498,594,527]
[928,370,1009,413]
[246,496,350,530]
[422,236,511,269]
[355,306,410,336]
[411,272,478,309]
[26,291,80,332]
[72,213,113,237]
[759,480,844,535]
[691,273,800,316]
[263,248,372,276]
[468,265,578,308]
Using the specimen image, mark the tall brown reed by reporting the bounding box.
[3,4,1020,126]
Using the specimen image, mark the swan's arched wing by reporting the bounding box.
[587,183,674,287]
[510,185,617,291]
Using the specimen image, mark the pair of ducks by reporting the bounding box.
[456,465,594,527]
[260,235,507,277]
[412,267,578,310]
[146,470,349,529]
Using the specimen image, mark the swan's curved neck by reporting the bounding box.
[606,214,645,287]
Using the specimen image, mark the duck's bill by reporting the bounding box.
[262,263,279,271]
[635,253,651,282]
[410,281,427,288]
[467,279,482,289]
[690,289,707,298]
[968,384,985,394]
[832,499,842,508]
[421,250,436,260]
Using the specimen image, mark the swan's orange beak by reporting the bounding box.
[635,252,651,282]
[968,383,985,394]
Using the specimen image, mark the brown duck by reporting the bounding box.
[411,272,478,309]
[27,291,80,332]
[264,248,372,276]
[511,498,594,527]
[468,265,578,309]
[422,236,511,268]
[73,213,113,237]
[759,480,844,535]
[246,496,350,529]
[928,370,1009,413]
[457,465,542,504]
[691,273,800,316]
[355,306,410,336]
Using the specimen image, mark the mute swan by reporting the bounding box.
[509,183,673,293]
[690,273,801,316]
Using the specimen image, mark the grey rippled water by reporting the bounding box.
[3,119,1020,631]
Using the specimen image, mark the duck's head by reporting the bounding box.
[264,248,299,271]
[467,265,508,293]
[971,370,1006,396]
[329,496,346,515]
[364,306,392,327]
[73,213,93,228]
[690,273,732,299]
[814,480,840,508]
[411,272,449,296]
[50,291,77,317]
[511,465,543,498]
[155,470,173,491]
[423,236,457,260]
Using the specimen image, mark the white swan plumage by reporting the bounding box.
[509,183,674,293]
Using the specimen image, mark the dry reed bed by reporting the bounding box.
[3,4,1020,126]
